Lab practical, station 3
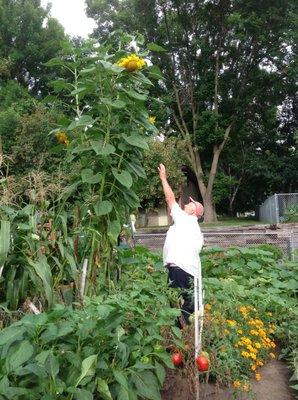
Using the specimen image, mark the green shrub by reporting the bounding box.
[0,278,180,399]
[250,243,284,260]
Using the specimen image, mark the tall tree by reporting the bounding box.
[86,0,296,221]
[0,0,65,91]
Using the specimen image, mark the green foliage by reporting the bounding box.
[0,80,33,112]
[199,245,298,388]
[0,204,55,309]
[0,80,65,186]
[0,108,20,157]
[0,251,180,399]
[282,204,298,223]
[0,0,66,90]
[45,38,159,285]
[9,105,62,175]
[250,244,284,261]
[195,111,227,147]
[86,0,296,220]
[139,137,187,210]
[201,246,298,305]
[212,172,239,206]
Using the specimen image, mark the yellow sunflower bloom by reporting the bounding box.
[55,131,70,146]
[117,54,146,72]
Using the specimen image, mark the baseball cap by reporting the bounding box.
[189,197,204,217]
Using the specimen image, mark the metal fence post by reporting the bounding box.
[289,231,294,261]
[274,194,280,223]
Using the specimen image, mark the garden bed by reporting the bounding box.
[162,357,295,400]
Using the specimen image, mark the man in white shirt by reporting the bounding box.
[158,163,204,326]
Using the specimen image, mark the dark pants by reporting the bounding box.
[167,265,194,326]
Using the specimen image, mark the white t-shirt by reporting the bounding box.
[163,203,204,278]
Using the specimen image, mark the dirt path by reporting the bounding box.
[162,359,296,400]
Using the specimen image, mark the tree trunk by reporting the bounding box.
[228,200,235,217]
[203,192,218,223]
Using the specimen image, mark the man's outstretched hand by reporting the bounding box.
[158,163,167,180]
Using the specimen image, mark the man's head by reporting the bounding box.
[184,197,204,217]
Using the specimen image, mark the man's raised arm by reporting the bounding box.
[158,164,176,210]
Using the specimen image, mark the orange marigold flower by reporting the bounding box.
[233,380,241,388]
[242,382,251,392]
[241,351,250,358]
[255,373,261,381]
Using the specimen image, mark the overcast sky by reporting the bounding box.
[41,0,96,38]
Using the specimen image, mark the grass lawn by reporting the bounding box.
[136,217,260,232]
[136,217,298,232]
[202,217,258,228]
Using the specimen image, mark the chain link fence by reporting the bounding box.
[135,231,298,261]
[259,193,298,224]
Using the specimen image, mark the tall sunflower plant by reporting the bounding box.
[45,36,161,295]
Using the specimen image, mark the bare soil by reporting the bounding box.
[161,359,296,400]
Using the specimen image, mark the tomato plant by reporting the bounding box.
[172,352,183,367]
[195,354,210,372]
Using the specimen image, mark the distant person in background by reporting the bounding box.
[158,163,204,326]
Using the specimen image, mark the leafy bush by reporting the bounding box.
[0,257,182,400]
[197,246,298,393]
[283,204,298,223]
[250,243,284,260]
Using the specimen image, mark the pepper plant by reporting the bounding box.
[46,37,160,294]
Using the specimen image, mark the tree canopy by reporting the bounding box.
[0,0,65,90]
[87,0,297,221]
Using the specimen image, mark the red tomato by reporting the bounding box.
[172,352,183,367]
[195,355,209,372]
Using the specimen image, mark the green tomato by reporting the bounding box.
[131,350,140,361]
[154,344,163,353]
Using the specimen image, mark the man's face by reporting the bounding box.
[184,202,196,216]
